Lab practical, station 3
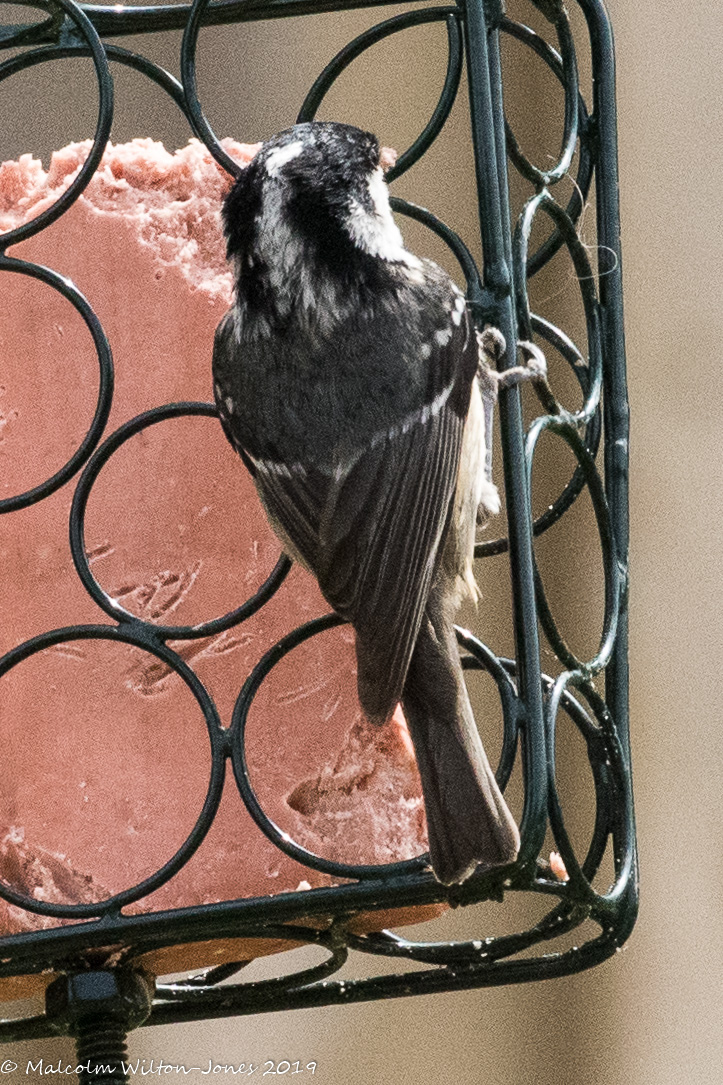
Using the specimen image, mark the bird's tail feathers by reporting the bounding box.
[400,593,519,885]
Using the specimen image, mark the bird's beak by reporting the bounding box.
[380,146,398,172]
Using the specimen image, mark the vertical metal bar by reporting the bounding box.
[577,0,630,741]
[462,0,547,866]
[577,0,636,937]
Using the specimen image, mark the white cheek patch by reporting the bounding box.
[420,343,432,359]
[451,293,467,325]
[346,167,423,271]
[435,326,453,347]
[368,166,393,219]
[265,140,304,177]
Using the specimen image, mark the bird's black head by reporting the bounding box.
[223,123,380,251]
[221,122,419,332]
[262,122,381,203]
[222,121,409,267]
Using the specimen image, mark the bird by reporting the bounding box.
[213,120,539,884]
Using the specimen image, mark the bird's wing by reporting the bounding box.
[252,310,478,724]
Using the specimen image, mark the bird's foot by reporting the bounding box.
[477,328,549,386]
[477,328,556,414]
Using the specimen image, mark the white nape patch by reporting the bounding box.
[224,397,235,415]
[265,140,304,177]
[435,326,453,347]
[257,184,299,319]
[255,179,350,336]
[346,167,423,272]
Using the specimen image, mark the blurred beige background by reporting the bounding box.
[3,0,722,1081]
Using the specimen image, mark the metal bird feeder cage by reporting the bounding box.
[0,0,636,1068]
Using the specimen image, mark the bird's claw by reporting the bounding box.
[517,339,548,378]
[476,326,506,367]
[477,328,549,391]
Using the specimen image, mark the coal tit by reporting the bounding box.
[213,121,535,884]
